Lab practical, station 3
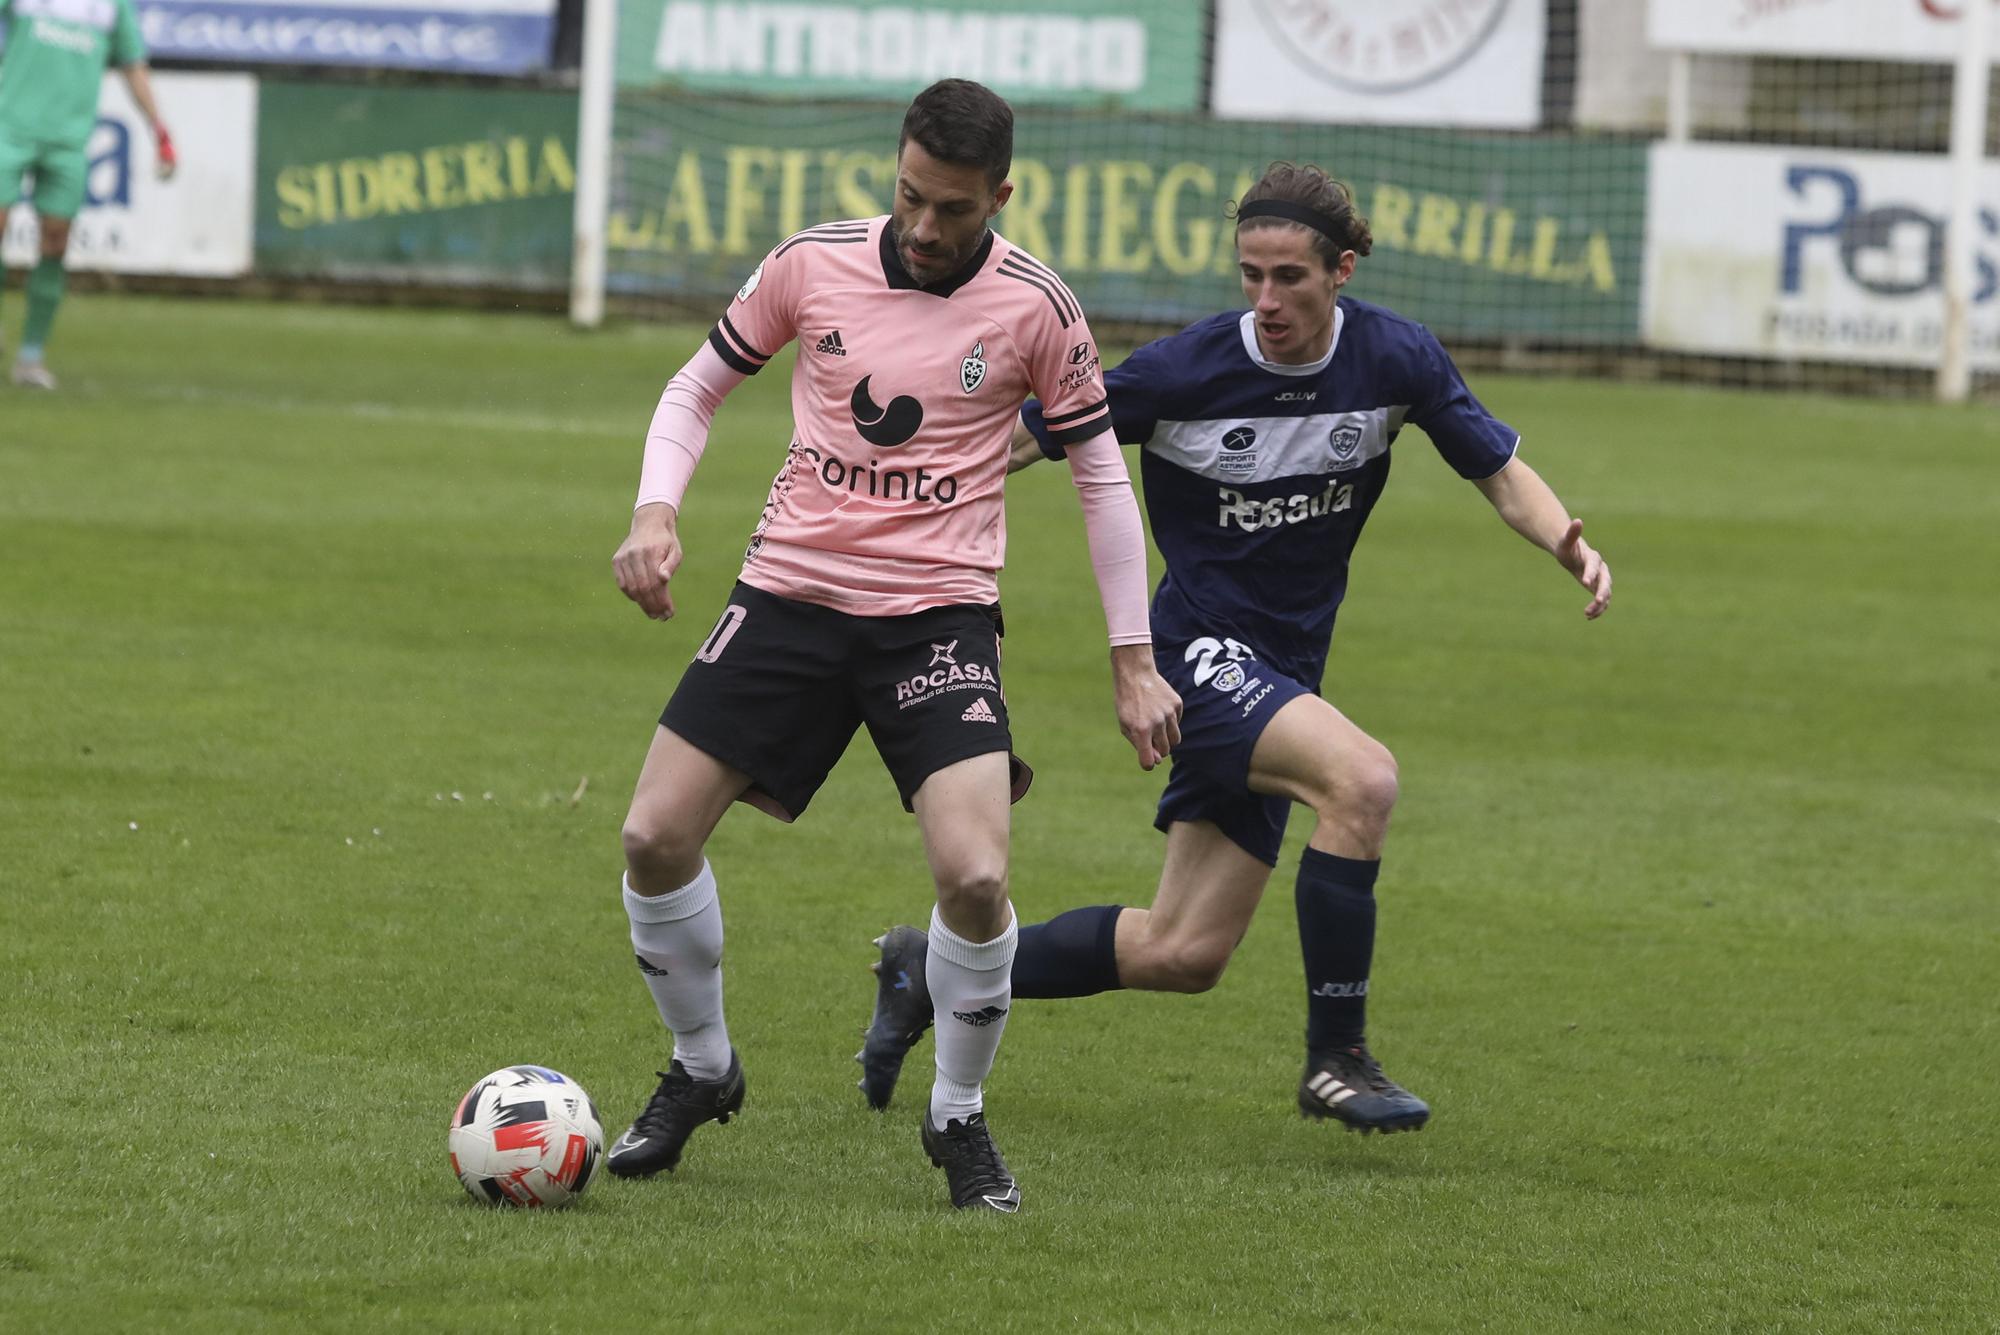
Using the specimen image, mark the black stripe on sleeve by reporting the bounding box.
[1046,411,1113,447]
[1041,397,1108,427]
[1000,252,1081,324]
[996,259,1075,328]
[774,225,871,259]
[707,325,762,376]
[717,312,770,364]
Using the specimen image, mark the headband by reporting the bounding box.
[1234,199,1344,246]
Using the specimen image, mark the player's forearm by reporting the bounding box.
[1475,456,1574,557]
[121,64,164,127]
[1109,642,1156,687]
[1007,415,1043,474]
[1065,430,1152,646]
[635,342,745,511]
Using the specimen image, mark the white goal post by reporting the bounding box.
[1940,0,1993,404]
[569,0,618,329]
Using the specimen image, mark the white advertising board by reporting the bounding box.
[3,73,257,277]
[1648,0,2000,63]
[1212,0,1546,128]
[1643,142,2000,368]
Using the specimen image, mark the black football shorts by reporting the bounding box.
[661,581,1022,819]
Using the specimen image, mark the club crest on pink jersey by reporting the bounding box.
[960,342,987,394]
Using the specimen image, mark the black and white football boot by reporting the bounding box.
[606,1050,746,1177]
[921,1111,1021,1213]
[855,925,933,1111]
[1298,1043,1431,1134]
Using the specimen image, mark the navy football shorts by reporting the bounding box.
[661,581,1020,820]
[1152,633,1315,867]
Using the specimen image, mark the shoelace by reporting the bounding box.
[1329,1047,1394,1092]
[944,1118,1009,1187]
[633,1069,697,1135]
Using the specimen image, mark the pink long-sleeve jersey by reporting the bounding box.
[681,216,1118,617]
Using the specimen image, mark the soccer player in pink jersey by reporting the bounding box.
[607,79,1181,1212]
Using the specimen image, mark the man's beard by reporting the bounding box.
[892,219,983,282]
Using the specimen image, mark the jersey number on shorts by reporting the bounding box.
[1184,636,1255,688]
[695,604,748,663]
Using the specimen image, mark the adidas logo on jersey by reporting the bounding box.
[961,697,998,723]
[815,330,847,356]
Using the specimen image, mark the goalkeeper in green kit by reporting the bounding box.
[0,0,175,390]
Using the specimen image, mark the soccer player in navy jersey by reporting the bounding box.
[857,161,1611,1136]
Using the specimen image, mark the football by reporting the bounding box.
[448,1065,604,1208]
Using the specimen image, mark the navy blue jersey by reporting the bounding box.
[1024,297,1518,683]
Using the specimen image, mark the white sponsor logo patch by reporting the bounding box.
[1216,481,1354,532]
[896,662,999,708]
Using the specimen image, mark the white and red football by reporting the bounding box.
[448,1065,603,1208]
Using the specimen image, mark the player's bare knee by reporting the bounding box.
[1314,743,1398,837]
[1156,938,1231,993]
[933,866,1009,923]
[620,814,702,888]
[39,220,71,259]
[1351,744,1400,825]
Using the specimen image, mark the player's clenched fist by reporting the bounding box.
[1110,643,1183,771]
[613,502,683,620]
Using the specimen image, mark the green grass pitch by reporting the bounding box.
[3,295,1996,1331]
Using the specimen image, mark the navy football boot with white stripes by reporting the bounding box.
[856,925,933,1111]
[1298,1043,1431,1134]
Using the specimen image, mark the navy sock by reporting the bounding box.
[1296,849,1379,1051]
[1010,905,1123,999]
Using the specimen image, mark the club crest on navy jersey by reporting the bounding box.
[960,341,987,394]
[1329,423,1362,465]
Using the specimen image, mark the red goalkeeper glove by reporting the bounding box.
[155,124,177,181]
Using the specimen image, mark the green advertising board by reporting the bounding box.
[606,98,1647,343]
[257,83,577,289]
[615,0,1205,112]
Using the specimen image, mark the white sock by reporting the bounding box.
[927,903,1017,1128]
[624,865,730,1080]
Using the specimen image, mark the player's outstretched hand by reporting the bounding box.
[1556,518,1612,619]
[1110,643,1182,770]
[613,502,683,620]
[155,125,177,181]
